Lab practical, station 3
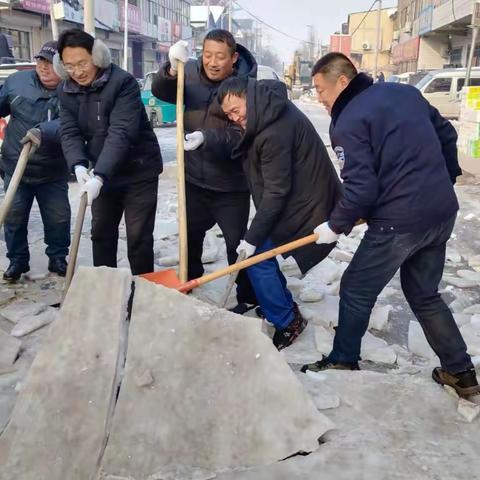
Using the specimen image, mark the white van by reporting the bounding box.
[415,68,480,119]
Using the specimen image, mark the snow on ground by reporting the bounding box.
[0,103,480,478]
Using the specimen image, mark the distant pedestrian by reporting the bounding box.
[376,71,385,83]
[0,40,70,282]
[302,52,479,400]
[218,76,342,349]
[152,29,258,313]
[55,29,162,275]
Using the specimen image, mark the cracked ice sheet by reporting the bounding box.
[98,278,333,479]
[0,267,132,480]
[215,370,480,480]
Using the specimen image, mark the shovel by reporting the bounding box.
[141,233,319,293]
[0,141,37,230]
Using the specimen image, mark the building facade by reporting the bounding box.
[0,0,191,77]
[393,0,480,73]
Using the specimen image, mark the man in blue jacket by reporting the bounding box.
[0,41,70,281]
[301,53,479,399]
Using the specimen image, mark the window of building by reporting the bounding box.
[0,28,30,60]
[425,77,452,93]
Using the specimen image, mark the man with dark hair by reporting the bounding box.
[56,28,162,275]
[301,53,479,400]
[0,40,70,281]
[152,29,258,312]
[218,76,342,349]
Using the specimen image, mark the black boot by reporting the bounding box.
[272,303,308,351]
[48,257,68,277]
[3,263,29,282]
[301,355,360,373]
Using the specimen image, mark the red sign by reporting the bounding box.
[19,0,49,14]
[392,37,420,64]
[329,35,352,57]
[119,1,141,34]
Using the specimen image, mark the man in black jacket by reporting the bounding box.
[56,29,162,275]
[301,53,479,400]
[218,77,342,349]
[152,29,257,311]
[0,40,70,281]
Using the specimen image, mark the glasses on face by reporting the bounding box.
[63,60,91,74]
[36,58,52,68]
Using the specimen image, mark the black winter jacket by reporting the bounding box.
[0,70,68,184]
[328,73,460,235]
[233,79,342,273]
[151,44,256,192]
[58,64,162,187]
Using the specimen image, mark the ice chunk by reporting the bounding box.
[457,398,480,423]
[361,331,397,364]
[10,308,58,337]
[408,321,435,359]
[0,300,47,324]
[299,286,325,303]
[369,304,392,331]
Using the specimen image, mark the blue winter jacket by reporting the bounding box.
[329,73,460,235]
[0,69,67,184]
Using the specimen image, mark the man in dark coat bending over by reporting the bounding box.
[216,76,342,350]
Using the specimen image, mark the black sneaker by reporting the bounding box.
[301,355,360,373]
[229,303,257,315]
[432,367,480,398]
[3,263,29,282]
[48,257,68,277]
[272,304,308,350]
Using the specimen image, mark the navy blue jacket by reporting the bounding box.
[329,73,460,235]
[0,69,67,184]
[58,64,162,187]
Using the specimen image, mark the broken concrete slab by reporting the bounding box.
[98,278,333,478]
[10,308,58,338]
[408,321,436,359]
[0,300,47,324]
[0,328,21,365]
[0,267,132,480]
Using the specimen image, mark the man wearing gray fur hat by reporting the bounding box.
[56,28,163,275]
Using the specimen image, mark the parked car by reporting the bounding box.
[386,70,429,86]
[257,64,291,99]
[141,71,176,128]
[415,67,480,119]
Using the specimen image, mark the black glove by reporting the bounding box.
[20,127,41,147]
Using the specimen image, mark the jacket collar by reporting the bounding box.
[331,73,373,126]
[63,64,112,94]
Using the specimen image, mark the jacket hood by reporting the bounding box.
[331,72,373,125]
[198,43,257,83]
[245,78,288,137]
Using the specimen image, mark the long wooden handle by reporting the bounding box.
[219,250,246,307]
[179,233,319,292]
[176,61,188,283]
[0,142,36,230]
[62,193,87,303]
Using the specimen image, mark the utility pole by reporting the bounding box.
[84,0,95,37]
[466,1,480,86]
[50,1,59,40]
[228,0,233,33]
[123,0,128,71]
[206,0,210,30]
[373,0,382,80]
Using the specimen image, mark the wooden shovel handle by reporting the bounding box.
[178,233,319,292]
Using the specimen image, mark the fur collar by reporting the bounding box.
[331,73,373,126]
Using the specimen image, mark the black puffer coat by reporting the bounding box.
[152,44,256,192]
[0,69,68,184]
[233,79,342,273]
[58,64,162,187]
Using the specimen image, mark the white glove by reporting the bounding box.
[184,131,204,151]
[314,221,339,244]
[236,239,256,259]
[80,176,103,206]
[169,40,189,71]
[74,165,91,186]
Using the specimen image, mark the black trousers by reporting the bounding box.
[186,181,257,305]
[91,177,158,275]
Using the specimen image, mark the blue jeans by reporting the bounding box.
[330,215,473,374]
[3,175,71,265]
[246,239,294,330]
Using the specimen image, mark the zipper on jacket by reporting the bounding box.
[47,108,51,122]
[97,101,100,121]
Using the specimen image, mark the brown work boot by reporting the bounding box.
[272,303,307,351]
[432,367,480,398]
